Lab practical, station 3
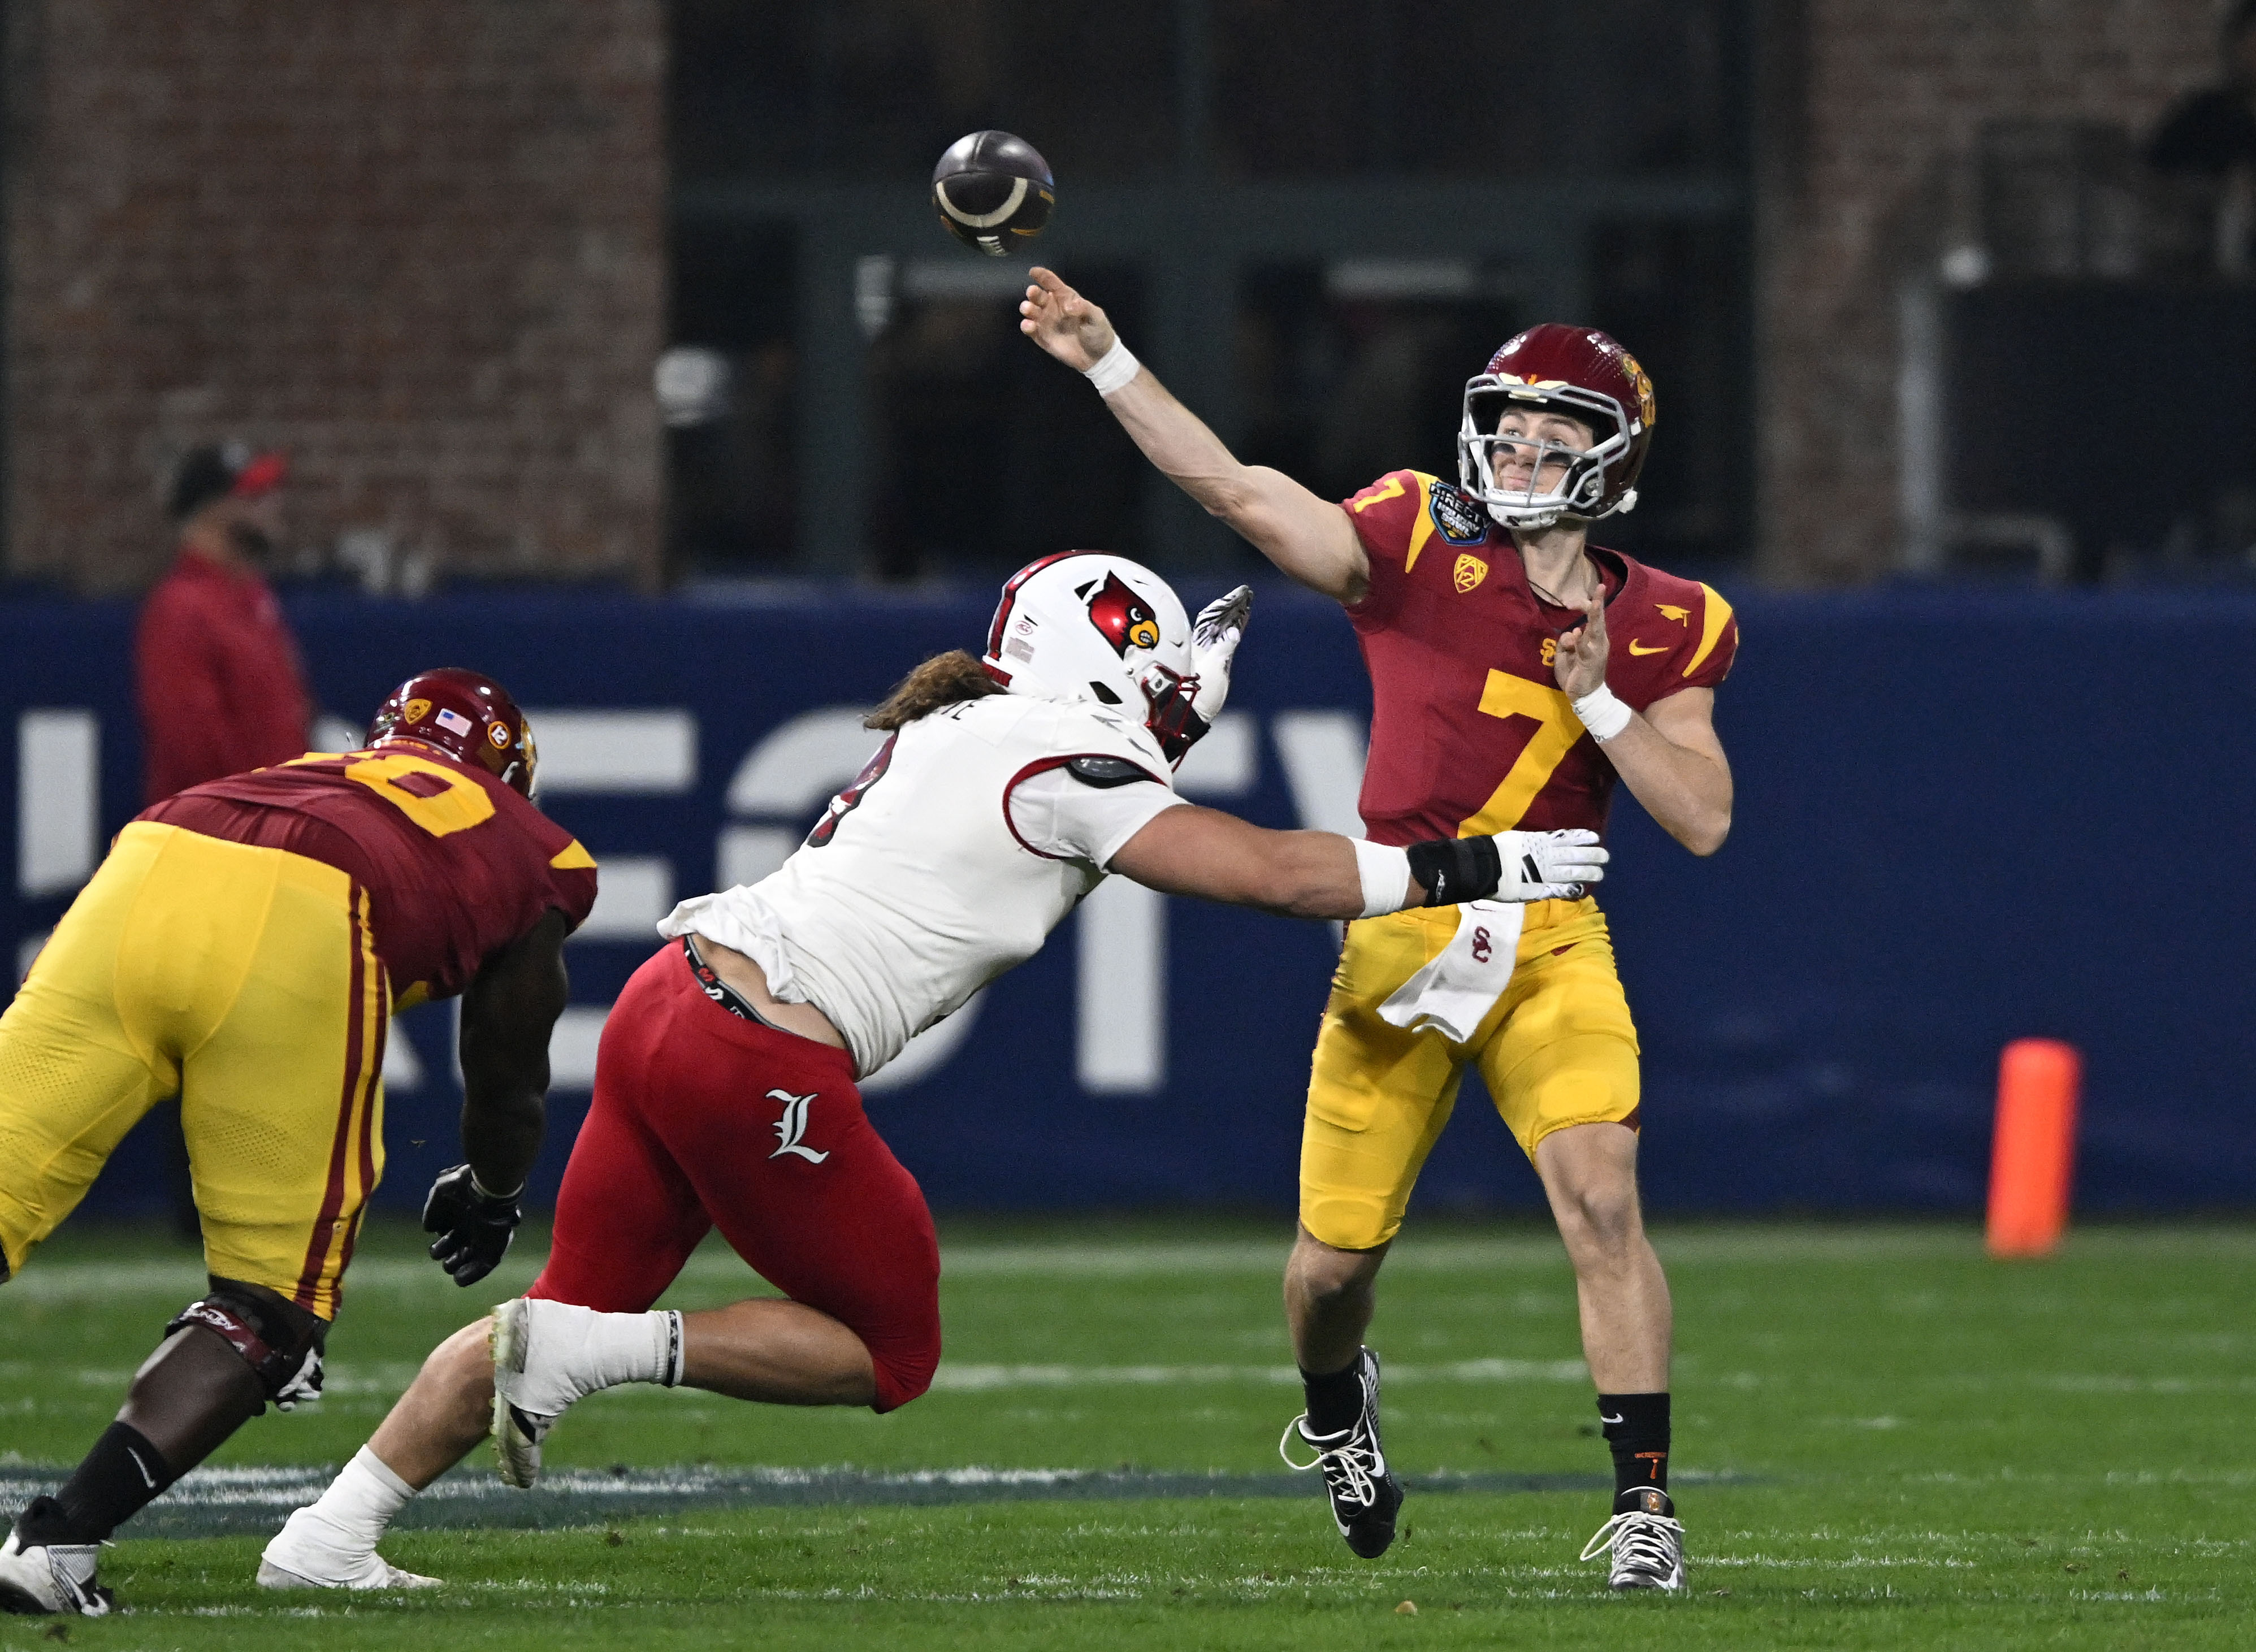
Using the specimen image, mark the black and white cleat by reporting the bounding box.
[1279,1347,1404,1559]
[1580,1488,1686,1592]
[0,1507,113,1617]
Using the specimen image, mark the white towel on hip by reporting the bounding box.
[1375,900,1525,1044]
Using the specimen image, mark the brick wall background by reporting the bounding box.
[1757,0,2224,583]
[3,0,665,595]
[3,2,2238,591]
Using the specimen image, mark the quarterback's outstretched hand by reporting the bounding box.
[1553,594,1610,698]
[421,1164,523,1287]
[1188,584,1253,725]
[1020,267,1116,371]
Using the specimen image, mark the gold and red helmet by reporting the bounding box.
[367,667,537,796]
[1457,324,1657,529]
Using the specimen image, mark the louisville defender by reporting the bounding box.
[0,670,593,1616]
[1020,271,1737,1590]
[257,553,1606,1591]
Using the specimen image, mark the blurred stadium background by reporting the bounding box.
[0,0,2249,1225]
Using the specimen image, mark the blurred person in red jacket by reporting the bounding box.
[136,444,313,805]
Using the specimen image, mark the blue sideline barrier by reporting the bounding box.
[2,582,2250,1217]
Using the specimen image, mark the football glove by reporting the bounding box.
[1408,829,1607,905]
[1188,584,1253,725]
[1146,585,1254,767]
[421,1164,523,1287]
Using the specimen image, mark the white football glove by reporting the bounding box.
[1493,828,1608,901]
[1187,584,1253,725]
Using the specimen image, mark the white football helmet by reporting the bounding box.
[981,552,1202,760]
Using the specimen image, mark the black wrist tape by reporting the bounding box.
[1404,836,1502,906]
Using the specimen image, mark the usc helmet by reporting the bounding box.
[367,667,538,796]
[1457,324,1657,530]
[981,552,1203,761]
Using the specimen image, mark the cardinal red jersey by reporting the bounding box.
[138,748,598,1004]
[1340,469,1737,848]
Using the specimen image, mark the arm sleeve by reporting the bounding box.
[1006,764,1187,866]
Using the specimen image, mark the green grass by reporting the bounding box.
[3,1215,2251,1647]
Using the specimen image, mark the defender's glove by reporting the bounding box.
[1407,829,1608,906]
[1146,585,1254,767]
[422,1164,523,1287]
[1188,584,1253,725]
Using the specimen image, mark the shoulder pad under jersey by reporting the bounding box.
[1065,755,1155,789]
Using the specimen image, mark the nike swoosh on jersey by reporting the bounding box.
[1626,641,1668,656]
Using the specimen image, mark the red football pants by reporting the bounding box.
[530,946,941,1412]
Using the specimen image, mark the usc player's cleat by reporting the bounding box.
[0,1512,112,1617]
[257,1505,440,1590]
[1279,1349,1404,1559]
[1579,1489,1686,1592]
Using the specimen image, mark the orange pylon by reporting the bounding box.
[1985,1038,2081,1258]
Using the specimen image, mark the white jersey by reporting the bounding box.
[659,693,1186,1079]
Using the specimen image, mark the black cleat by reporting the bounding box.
[1279,1347,1404,1559]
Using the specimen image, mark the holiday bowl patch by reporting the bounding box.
[1429,484,1490,545]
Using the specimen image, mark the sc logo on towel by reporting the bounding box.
[1470,926,1494,964]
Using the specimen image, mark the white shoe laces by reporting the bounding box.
[1579,1507,1686,1580]
[1279,1414,1385,1509]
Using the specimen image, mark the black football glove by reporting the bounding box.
[421,1164,523,1287]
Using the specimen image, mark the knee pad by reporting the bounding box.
[164,1281,328,1411]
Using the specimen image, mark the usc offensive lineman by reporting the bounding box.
[1020,270,1737,1591]
[0,670,593,1616]
[254,553,1607,1593]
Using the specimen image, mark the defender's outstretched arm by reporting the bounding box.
[1020,267,1370,603]
[1109,808,1609,919]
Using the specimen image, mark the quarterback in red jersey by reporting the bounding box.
[0,669,594,1617]
[1022,271,1737,1591]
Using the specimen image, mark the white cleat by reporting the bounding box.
[1581,1489,1686,1592]
[0,1528,111,1617]
[490,1300,564,1489]
[257,1506,440,1590]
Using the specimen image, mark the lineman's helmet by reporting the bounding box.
[1457,324,1656,530]
[981,552,1201,761]
[367,667,538,796]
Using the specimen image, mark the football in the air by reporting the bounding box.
[931,130,1054,257]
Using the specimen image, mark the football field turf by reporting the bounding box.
[2,1216,2250,1649]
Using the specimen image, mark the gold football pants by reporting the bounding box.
[1300,898,1640,1251]
[0,822,388,1317]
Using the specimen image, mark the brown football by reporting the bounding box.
[932,131,1054,257]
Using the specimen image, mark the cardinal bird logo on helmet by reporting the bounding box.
[1085,571,1162,656]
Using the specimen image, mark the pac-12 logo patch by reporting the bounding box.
[1428,483,1489,545]
[1453,553,1488,593]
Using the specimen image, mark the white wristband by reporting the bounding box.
[1351,839,1414,918]
[1571,683,1634,743]
[1083,339,1141,397]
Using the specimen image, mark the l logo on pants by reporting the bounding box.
[768,1089,829,1163]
